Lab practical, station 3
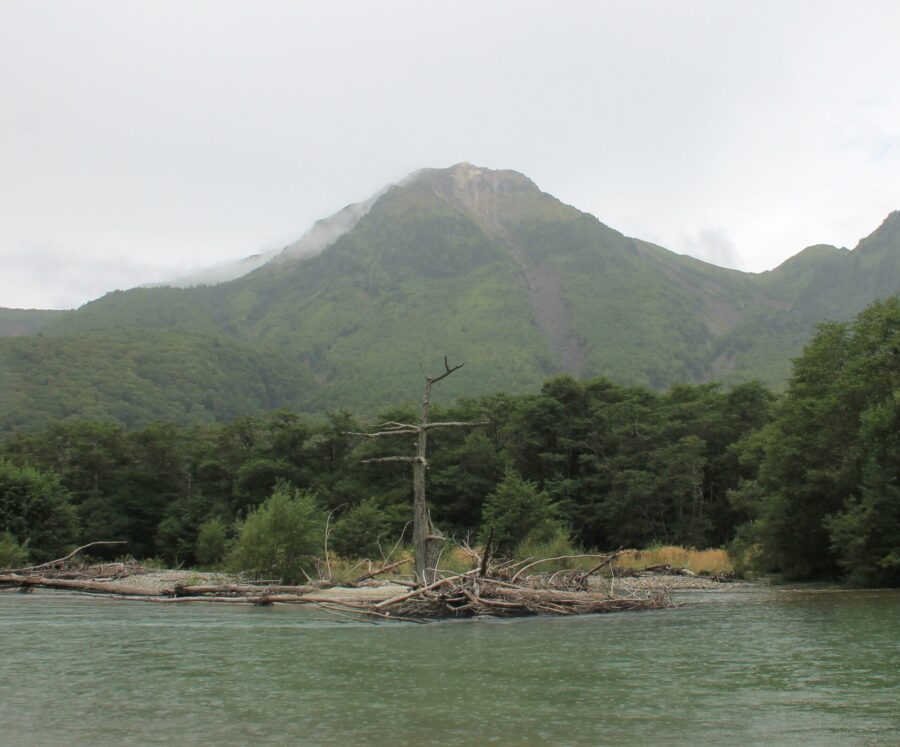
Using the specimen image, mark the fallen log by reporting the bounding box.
[172,583,317,597]
[0,573,157,597]
[121,593,371,607]
[640,564,698,577]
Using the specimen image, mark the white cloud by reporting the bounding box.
[1,0,898,307]
[679,229,744,271]
[0,245,178,309]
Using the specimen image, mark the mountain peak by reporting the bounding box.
[854,209,900,255]
[401,162,541,228]
[872,209,900,236]
[410,162,539,196]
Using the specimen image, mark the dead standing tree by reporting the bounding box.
[350,358,485,584]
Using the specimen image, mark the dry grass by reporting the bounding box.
[615,546,732,574]
[435,545,480,574]
[323,544,733,582]
[320,548,419,584]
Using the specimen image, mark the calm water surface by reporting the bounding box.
[0,587,897,746]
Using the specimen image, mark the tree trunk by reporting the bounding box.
[351,358,471,585]
[413,378,439,583]
[412,458,434,582]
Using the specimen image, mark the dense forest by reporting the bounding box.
[1,297,897,586]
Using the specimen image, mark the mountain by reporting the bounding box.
[0,329,316,430]
[1,164,898,430]
[0,308,70,337]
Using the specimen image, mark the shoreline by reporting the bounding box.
[3,567,752,600]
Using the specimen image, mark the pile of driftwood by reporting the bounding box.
[0,568,672,621]
[1,545,675,622]
[350,569,672,620]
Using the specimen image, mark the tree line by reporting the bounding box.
[1,297,897,586]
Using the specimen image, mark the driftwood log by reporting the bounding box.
[171,583,318,597]
[0,574,155,597]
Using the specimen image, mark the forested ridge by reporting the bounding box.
[2,166,898,431]
[2,297,897,585]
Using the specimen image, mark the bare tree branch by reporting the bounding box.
[323,504,347,582]
[352,557,412,584]
[510,553,620,583]
[428,356,465,385]
[423,420,489,430]
[361,456,420,464]
[379,520,413,563]
[348,421,485,437]
[346,429,419,438]
[7,541,127,573]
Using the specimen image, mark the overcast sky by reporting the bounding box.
[2,1,899,309]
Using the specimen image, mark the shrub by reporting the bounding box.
[0,461,78,562]
[227,482,325,583]
[330,498,391,559]
[196,518,229,567]
[479,469,562,554]
[0,531,29,569]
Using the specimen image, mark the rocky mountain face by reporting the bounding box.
[1,164,897,429]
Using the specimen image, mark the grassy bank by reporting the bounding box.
[318,544,734,584]
[615,547,733,574]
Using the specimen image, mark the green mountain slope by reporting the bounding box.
[0,308,71,337]
[5,164,899,429]
[708,211,900,383]
[0,329,317,431]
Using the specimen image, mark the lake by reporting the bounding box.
[1,587,897,746]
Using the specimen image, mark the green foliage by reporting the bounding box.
[498,376,772,551]
[824,362,900,585]
[0,308,69,337]
[330,498,391,559]
[427,405,505,533]
[0,377,780,564]
[0,531,29,568]
[227,483,325,583]
[0,329,318,433]
[195,518,229,567]
[739,297,900,582]
[480,469,561,554]
[0,461,78,562]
